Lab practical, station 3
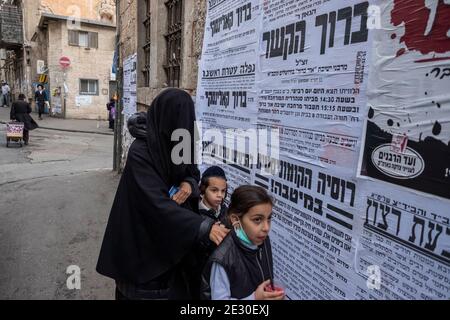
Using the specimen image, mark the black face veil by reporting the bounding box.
[146,88,200,187]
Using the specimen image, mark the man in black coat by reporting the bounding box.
[10,94,39,145]
[35,84,48,120]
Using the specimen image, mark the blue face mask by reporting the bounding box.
[235,223,254,247]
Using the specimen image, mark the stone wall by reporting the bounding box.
[15,0,117,111]
[191,0,207,96]
[39,0,116,23]
[118,0,137,60]
[135,0,207,107]
[0,4,24,45]
[46,21,116,120]
[117,0,208,169]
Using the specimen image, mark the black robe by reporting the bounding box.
[35,90,48,112]
[10,100,38,131]
[96,89,212,298]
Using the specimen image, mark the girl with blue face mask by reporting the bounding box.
[200,185,285,300]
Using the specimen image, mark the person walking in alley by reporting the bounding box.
[35,84,48,120]
[106,98,116,129]
[96,88,229,300]
[2,81,11,108]
[10,94,39,145]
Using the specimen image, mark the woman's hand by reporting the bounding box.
[209,223,230,246]
[254,280,285,300]
[172,182,192,205]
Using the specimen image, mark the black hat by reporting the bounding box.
[202,166,226,180]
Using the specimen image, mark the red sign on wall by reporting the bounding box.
[59,56,71,68]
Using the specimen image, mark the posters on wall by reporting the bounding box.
[354,0,450,300]
[197,0,262,192]
[256,0,372,300]
[122,53,137,116]
[258,0,370,173]
[358,0,450,200]
[51,93,62,115]
[355,179,449,300]
[121,53,138,167]
[197,0,449,300]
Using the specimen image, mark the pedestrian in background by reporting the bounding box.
[35,84,48,120]
[2,81,11,107]
[10,93,39,145]
[107,98,116,129]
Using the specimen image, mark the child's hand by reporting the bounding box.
[254,280,285,300]
[209,224,230,246]
[172,182,192,205]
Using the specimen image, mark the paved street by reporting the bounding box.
[0,106,114,136]
[0,117,119,299]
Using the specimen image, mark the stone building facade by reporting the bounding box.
[0,0,116,120]
[37,13,116,119]
[115,0,207,170]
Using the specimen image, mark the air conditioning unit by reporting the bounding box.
[0,49,6,60]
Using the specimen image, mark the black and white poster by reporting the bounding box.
[355,180,449,299]
[258,0,371,173]
[196,0,450,300]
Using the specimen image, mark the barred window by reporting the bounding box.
[68,30,98,49]
[164,0,183,88]
[79,31,89,47]
[80,79,99,95]
[142,0,151,86]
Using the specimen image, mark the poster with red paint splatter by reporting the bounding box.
[359,0,450,200]
[197,0,449,300]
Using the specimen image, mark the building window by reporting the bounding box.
[80,79,99,95]
[69,30,98,49]
[78,31,89,47]
[142,0,151,86]
[164,0,183,88]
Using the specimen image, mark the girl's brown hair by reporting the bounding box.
[227,185,273,218]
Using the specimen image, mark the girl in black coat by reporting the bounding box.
[10,94,38,145]
[96,88,229,300]
[201,186,285,300]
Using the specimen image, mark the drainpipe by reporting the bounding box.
[113,0,123,172]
